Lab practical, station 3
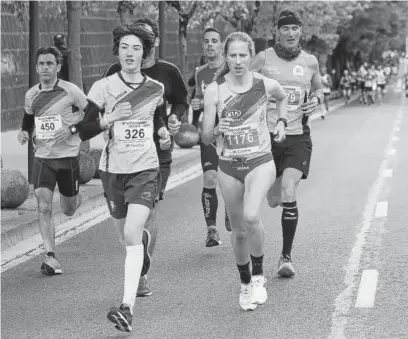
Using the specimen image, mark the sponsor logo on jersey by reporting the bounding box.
[293,65,304,76]
[225,109,242,119]
[114,91,128,101]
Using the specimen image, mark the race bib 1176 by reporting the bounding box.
[114,120,153,150]
[35,115,62,140]
[223,124,260,157]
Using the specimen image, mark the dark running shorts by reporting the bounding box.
[218,153,273,183]
[100,168,160,219]
[32,156,79,197]
[200,141,218,172]
[270,133,312,179]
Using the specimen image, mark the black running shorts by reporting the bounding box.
[270,133,312,179]
[100,168,161,219]
[32,156,80,197]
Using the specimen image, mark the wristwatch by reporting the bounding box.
[69,124,77,135]
[277,118,287,128]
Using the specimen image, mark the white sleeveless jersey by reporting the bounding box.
[261,48,315,135]
[87,73,164,174]
[215,72,271,160]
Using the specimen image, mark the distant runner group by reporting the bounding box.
[18,8,399,333]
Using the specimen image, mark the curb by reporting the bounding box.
[1,183,106,250]
[1,149,201,251]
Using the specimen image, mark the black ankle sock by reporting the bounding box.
[237,262,251,284]
[281,201,298,256]
[250,254,264,276]
[47,252,55,258]
[202,188,218,226]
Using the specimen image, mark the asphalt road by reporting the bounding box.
[2,88,407,339]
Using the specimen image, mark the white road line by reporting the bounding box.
[329,107,401,339]
[1,164,203,272]
[394,126,400,132]
[355,269,379,308]
[383,169,393,178]
[387,148,396,156]
[392,136,399,142]
[374,201,388,218]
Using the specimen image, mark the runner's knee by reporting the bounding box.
[37,200,52,216]
[203,170,217,188]
[281,181,297,202]
[243,209,260,228]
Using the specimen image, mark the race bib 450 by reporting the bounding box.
[35,115,62,140]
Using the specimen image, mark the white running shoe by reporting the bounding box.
[239,284,257,311]
[250,275,267,305]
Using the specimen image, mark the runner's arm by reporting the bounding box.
[168,66,189,120]
[266,78,288,120]
[21,92,35,130]
[308,56,324,105]
[77,101,106,141]
[250,50,266,73]
[201,82,219,145]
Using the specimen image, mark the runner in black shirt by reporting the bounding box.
[103,17,189,298]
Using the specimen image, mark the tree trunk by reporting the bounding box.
[66,1,88,152]
[179,20,188,74]
[117,1,133,24]
[66,1,83,90]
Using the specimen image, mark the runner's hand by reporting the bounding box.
[17,130,29,145]
[217,117,233,134]
[54,127,71,143]
[273,121,286,143]
[168,114,181,136]
[300,97,319,116]
[158,127,171,150]
[105,102,132,124]
[191,98,202,111]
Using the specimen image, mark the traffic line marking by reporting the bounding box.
[355,269,379,308]
[383,169,393,178]
[374,201,388,218]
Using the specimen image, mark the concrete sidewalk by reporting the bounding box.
[1,93,353,253]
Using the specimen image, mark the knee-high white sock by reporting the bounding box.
[122,245,144,313]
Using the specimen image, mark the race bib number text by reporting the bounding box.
[283,86,302,111]
[223,124,260,157]
[35,115,62,140]
[114,120,153,150]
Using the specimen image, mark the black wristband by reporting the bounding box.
[277,118,287,128]
[21,112,34,131]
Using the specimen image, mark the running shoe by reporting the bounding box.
[141,229,151,276]
[136,275,152,297]
[250,275,267,305]
[40,256,63,275]
[107,304,133,332]
[239,284,257,311]
[277,254,296,277]
[205,226,221,247]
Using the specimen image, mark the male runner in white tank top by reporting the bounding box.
[251,9,324,278]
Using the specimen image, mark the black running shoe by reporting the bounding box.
[205,226,221,247]
[107,304,133,332]
[141,229,151,276]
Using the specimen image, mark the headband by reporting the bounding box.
[277,16,302,29]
